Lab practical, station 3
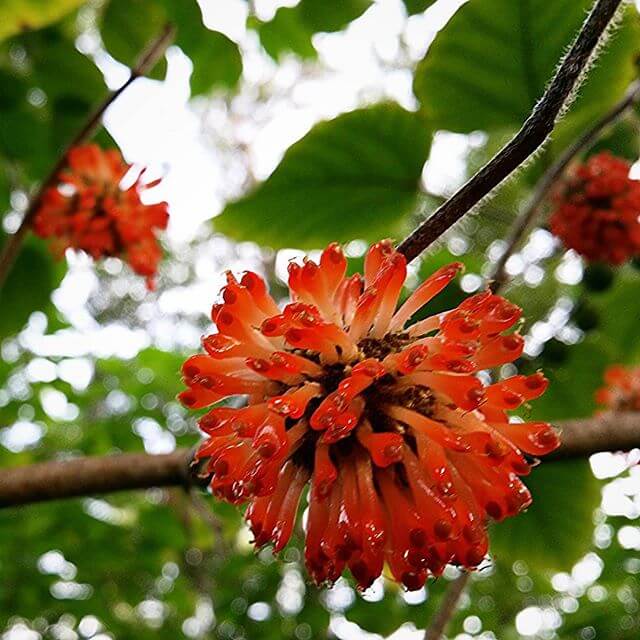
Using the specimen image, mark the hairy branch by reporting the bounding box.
[490,79,640,292]
[397,0,624,262]
[424,572,470,640]
[0,23,176,289]
[1,412,639,508]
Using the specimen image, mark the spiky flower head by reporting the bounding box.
[180,241,559,590]
[596,364,640,412]
[550,152,640,265]
[33,144,169,289]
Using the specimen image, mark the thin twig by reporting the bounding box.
[489,79,640,292]
[396,0,624,262]
[424,571,470,640]
[0,23,176,289]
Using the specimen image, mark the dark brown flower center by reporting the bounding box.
[286,333,435,473]
[358,332,413,360]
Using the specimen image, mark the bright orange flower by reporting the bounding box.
[33,144,169,289]
[550,152,640,265]
[180,241,558,590]
[596,364,640,412]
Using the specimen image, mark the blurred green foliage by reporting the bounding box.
[0,235,64,337]
[0,0,84,42]
[101,0,243,95]
[491,460,601,572]
[251,0,372,61]
[402,0,437,16]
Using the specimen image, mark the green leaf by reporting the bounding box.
[526,338,610,421]
[297,0,371,32]
[158,0,242,94]
[0,235,62,337]
[186,30,243,94]
[588,118,640,161]
[586,268,640,364]
[253,8,317,61]
[254,0,372,60]
[0,69,29,109]
[0,106,51,177]
[414,1,640,144]
[0,159,9,212]
[50,95,93,150]
[30,37,105,103]
[520,270,640,423]
[215,103,431,249]
[0,0,84,42]
[402,0,437,15]
[491,459,600,571]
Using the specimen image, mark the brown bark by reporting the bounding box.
[0,449,190,507]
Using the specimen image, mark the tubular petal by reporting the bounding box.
[386,406,470,452]
[490,421,560,456]
[268,383,322,418]
[364,240,394,286]
[390,263,463,332]
[320,242,348,297]
[371,253,407,338]
[357,424,404,467]
[240,271,280,316]
[473,334,525,369]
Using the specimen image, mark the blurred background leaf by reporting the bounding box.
[101,0,242,95]
[251,0,372,60]
[0,0,84,42]
[0,24,108,179]
[491,460,601,572]
[0,236,63,338]
[402,0,437,16]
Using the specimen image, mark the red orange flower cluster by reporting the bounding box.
[596,365,640,412]
[33,144,169,289]
[180,241,559,590]
[550,152,640,265]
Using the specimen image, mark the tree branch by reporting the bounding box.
[424,572,470,640]
[0,22,176,289]
[490,79,640,293]
[1,412,639,508]
[396,0,624,263]
[0,450,190,507]
[549,411,640,460]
